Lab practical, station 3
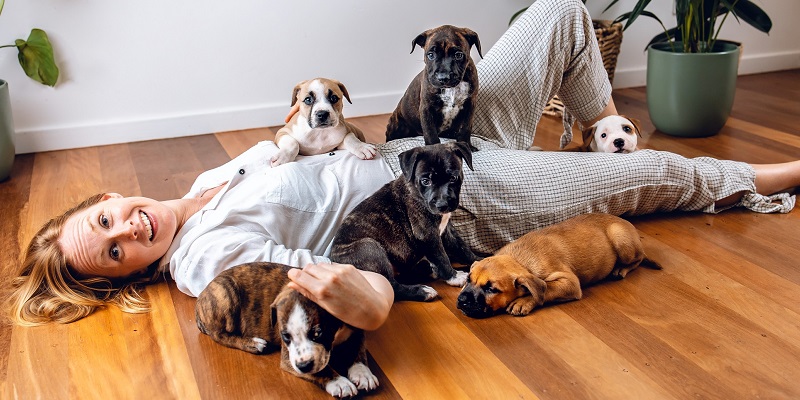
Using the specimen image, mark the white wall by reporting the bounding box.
[1,0,797,153]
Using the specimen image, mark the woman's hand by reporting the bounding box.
[287,262,394,331]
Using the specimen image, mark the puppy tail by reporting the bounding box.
[640,257,662,270]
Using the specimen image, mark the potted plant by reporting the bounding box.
[608,0,772,137]
[0,0,59,181]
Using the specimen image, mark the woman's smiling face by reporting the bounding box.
[58,193,178,279]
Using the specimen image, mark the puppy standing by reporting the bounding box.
[457,213,661,318]
[385,25,482,147]
[580,115,643,153]
[272,78,377,167]
[330,142,479,302]
[195,262,379,398]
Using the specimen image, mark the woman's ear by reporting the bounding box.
[101,193,123,201]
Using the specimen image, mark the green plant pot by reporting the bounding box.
[646,41,740,137]
[0,79,15,182]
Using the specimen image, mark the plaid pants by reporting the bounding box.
[377,0,794,255]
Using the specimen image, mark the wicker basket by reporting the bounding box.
[543,20,623,117]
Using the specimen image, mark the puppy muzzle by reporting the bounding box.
[310,110,335,129]
[430,196,458,214]
[456,287,494,319]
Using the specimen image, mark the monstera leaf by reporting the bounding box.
[14,28,59,86]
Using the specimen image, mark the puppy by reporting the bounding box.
[330,142,479,302]
[457,213,661,318]
[195,262,379,398]
[272,78,377,167]
[580,115,642,153]
[385,25,482,147]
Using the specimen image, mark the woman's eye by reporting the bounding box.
[601,133,607,138]
[454,51,464,60]
[329,95,339,104]
[303,97,312,105]
[426,52,435,61]
[100,214,110,228]
[109,244,121,261]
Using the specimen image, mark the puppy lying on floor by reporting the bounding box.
[330,142,479,302]
[580,114,642,153]
[195,262,378,398]
[271,77,377,167]
[457,213,661,318]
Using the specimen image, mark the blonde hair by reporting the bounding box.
[4,194,162,326]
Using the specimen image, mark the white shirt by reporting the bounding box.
[160,141,395,297]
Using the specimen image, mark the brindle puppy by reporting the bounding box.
[385,25,482,148]
[330,142,479,301]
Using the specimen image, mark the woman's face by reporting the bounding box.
[59,193,178,279]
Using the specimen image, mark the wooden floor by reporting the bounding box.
[1,69,799,399]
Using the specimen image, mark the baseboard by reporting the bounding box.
[14,93,401,154]
[612,50,800,89]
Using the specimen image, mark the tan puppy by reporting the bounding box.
[456,213,660,318]
[580,115,643,153]
[196,262,379,398]
[272,78,376,167]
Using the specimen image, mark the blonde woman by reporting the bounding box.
[7,0,799,327]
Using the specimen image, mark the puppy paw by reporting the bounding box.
[350,142,377,160]
[270,151,294,167]
[445,270,468,287]
[506,297,536,316]
[325,376,358,398]
[348,362,379,392]
[250,337,268,353]
[421,285,439,301]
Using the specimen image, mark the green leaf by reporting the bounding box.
[731,0,772,33]
[509,7,528,26]
[16,28,59,86]
[0,0,5,16]
[623,0,654,31]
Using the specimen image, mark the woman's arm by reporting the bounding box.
[287,263,394,331]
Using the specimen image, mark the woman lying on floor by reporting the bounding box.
[6,0,799,328]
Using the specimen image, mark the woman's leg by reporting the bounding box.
[472,0,611,150]
[716,160,800,207]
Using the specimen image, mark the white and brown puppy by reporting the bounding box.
[580,115,643,153]
[457,213,661,318]
[195,262,379,398]
[272,78,377,167]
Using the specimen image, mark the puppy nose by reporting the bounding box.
[613,138,625,148]
[295,359,315,373]
[315,110,329,121]
[435,72,450,84]
[457,292,470,307]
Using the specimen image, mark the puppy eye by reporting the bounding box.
[483,285,500,294]
[303,97,312,105]
[328,95,339,104]
[601,133,607,139]
[310,325,322,340]
[623,126,632,133]
[420,178,432,186]
[449,175,458,183]
[426,52,435,61]
[280,331,290,344]
[454,51,464,60]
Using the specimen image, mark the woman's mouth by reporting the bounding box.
[140,211,155,240]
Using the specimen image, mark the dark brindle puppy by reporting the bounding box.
[195,262,378,398]
[330,142,479,301]
[385,25,482,147]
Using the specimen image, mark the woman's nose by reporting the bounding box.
[113,220,137,240]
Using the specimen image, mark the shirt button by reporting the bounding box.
[238,168,245,175]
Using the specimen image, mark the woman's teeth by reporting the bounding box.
[140,211,154,240]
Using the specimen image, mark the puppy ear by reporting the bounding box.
[412,32,427,54]
[398,147,421,181]
[628,116,644,137]
[461,28,483,58]
[290,81,305,107]
[580,126,596,151]
[450,141,474,171]
[270,288,290,328]
[514,275,546,299]
[336,81,353,104]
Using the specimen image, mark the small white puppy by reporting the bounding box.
[581,115,642,154]
[272,78,377,167]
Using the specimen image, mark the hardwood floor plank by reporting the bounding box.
[215,127,275,159]
[367,300,540,399]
